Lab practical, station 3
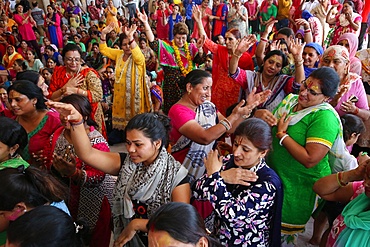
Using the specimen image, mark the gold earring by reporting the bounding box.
[188,91,191,95]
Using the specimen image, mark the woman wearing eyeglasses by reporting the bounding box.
[266,67,342,245]
[320,45,370,123]
[48,43,106,137]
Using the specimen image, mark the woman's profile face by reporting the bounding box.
[0,141,11,163]
[232,135,266,169]
[0,88,7,103]
[125,129,161,166]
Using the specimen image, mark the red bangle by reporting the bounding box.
[304,29,311,33]
[260,37,268,42]
[129,38,135,45]
[353,107,359,115]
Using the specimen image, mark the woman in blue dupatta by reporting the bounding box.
[313,155,370,247]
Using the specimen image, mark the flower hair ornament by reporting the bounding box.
[74,222,84,233]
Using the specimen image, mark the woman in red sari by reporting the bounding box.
[48,43,106,138]
[194,6,254,115]
[152,0,172,40]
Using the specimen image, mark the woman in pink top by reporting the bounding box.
[13,4,41,59]
[245,0,259,34]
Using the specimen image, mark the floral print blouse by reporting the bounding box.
[193,155,283,246]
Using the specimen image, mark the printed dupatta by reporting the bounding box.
[171,101,217,182]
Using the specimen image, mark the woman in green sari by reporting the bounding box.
[266,67,342,246]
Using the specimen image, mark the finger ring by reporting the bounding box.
[242,115,248,119]
[361,152,368,156]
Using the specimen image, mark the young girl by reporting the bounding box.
[46,100,190,247]
[193,118,283,246]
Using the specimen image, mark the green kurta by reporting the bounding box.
[267,95,340,234]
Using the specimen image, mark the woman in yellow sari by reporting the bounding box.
[104,0,120,33]
[2,45,23,70]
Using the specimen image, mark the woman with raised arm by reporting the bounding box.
[46,100,191,247]
[99,23,152,132]
[192,6,254,116]
[138,10,204,114]
[169,69,270,182]
[229,35,305,125]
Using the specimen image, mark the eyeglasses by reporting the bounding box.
[65,57,81,63]
[301,79,323,96]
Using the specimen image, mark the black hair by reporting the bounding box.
[259,50,288,74]
[7,206,88,247]
[125,113,171,149]
[7,80,47,110]
[32,1,38,7]
[47,56,58,64]
[147,202,222,247]
[26,49,38,59]
[106,65,115,71]
[206,53,213,60]
[62,43,82,57]
[119,32,129,47]
[91,42,99,48]
[14,59,28,71]
[309,67,339,98]
[178,69,212,92]
[16,70,40,84]
[234,118,272,151]
[341,114,365,142]
[60,94,98,128]
[0,166,68,211]
[0,117,28,155]
[277,27,295,39]
[45,45,56,52]
[139,37,147,43]
[42,67,54,75]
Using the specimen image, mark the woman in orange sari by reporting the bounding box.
[48,43,106,138]
[2,45,23,70]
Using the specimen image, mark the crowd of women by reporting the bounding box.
[1,0,370,246]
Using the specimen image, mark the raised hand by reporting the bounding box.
[192,5,201,23]
[137,9,148,23]
[196,34,205,49]
[123,23,137,39]
[46,101,83,124]
[102,22,115,35]
[233,34,257,56]
[264,20,278,35]
[289,37,305,58]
